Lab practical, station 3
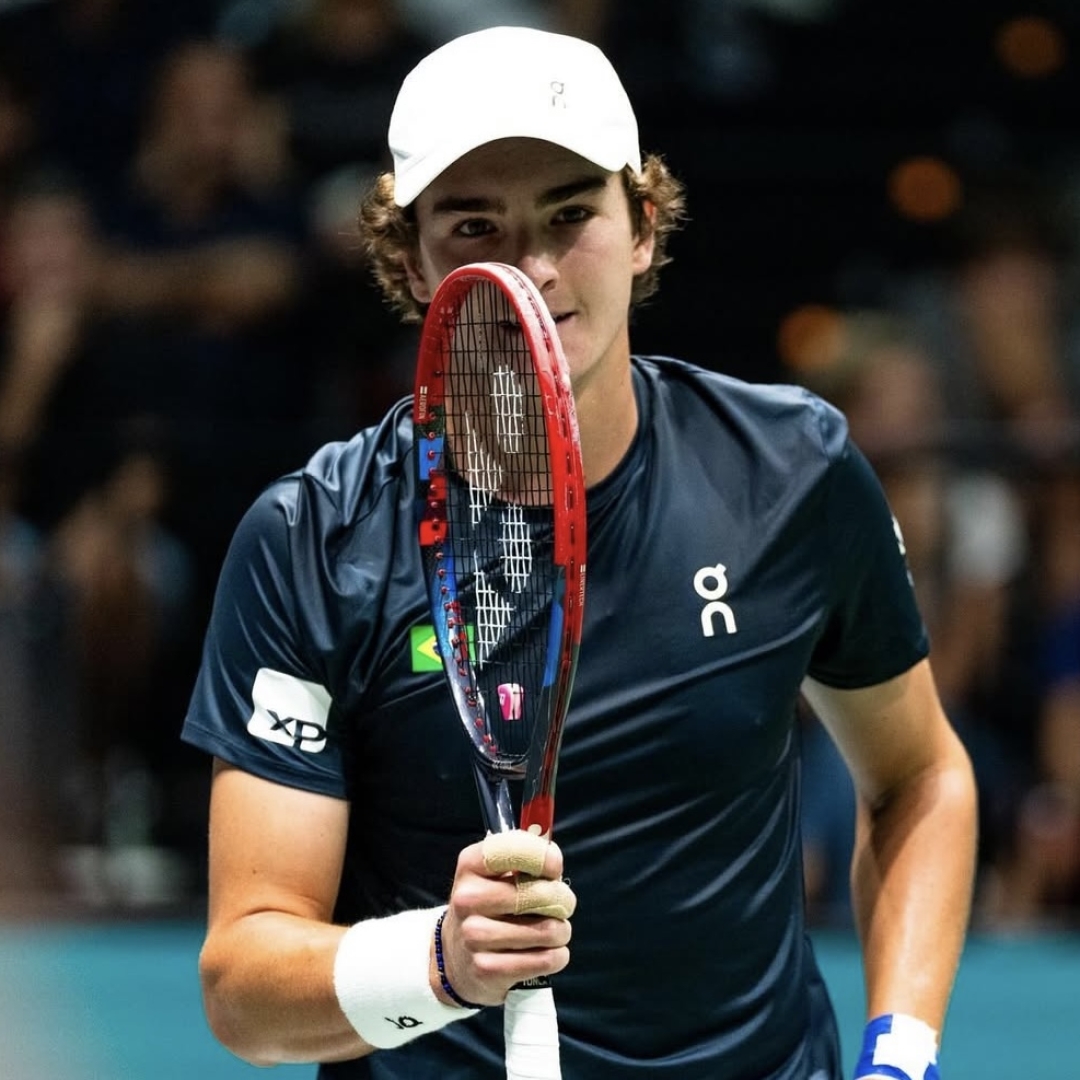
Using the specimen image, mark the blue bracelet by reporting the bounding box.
[434,909,486,1010]
[855,1014,941,1080]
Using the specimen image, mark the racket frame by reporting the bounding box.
[414,262,586,838]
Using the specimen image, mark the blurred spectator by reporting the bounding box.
[236,0,433,435]
[894,172,1078,462]
[987,462,1080,928]
[0,0,220,202]
[0,444,59,900]
[794,311,1033,921]
[884,174,1080,927]
[0,169,199,904]
[397,0,550,40]
[298,162,418,436]
[245,0,436,188]
[46,438,196,908]
[91,38,307,595]
[0,174,112,880]
[0,167,110,523]
[0,57,41,214]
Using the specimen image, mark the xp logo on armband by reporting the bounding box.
[246,668,331,753]
[694,563,738,638]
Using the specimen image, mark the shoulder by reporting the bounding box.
[633,354,850,462]
[222,401,415,585]
[252,399,414,530]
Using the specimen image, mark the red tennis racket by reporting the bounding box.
[414,262,587,1078]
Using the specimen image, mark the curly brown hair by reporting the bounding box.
[357,152,687,324]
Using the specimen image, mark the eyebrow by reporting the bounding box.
[430,175,610,217]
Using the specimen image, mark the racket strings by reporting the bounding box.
[446,488,556,762]
[436,280,560,763]
[491,364,526,453]
[448,282,553,509]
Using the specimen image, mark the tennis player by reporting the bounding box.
[181,26,977,1080]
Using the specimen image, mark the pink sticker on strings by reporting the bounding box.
[498,683,524,721]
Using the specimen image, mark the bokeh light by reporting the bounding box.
[887,155,964,223]
[777,303,846,374]
[995,15,1067,79]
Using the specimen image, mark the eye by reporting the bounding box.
[553,205,594,226]
[454,217,495,238]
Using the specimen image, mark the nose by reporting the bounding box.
[508,237,558,296]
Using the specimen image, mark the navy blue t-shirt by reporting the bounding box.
[182,355,928,1079]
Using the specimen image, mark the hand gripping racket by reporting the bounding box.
[414,262,587,1079]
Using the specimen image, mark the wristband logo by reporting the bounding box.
[384,1015,423,1030]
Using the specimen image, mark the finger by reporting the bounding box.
[481,829,563,880]
[513,877,576,920]
[460,911,572,952]
[441,911,571,1005]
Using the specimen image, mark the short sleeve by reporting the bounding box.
[181,478,349,798]
[808,432,930,689]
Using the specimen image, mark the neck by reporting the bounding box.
[573,354,639,489]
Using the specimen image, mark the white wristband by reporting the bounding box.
[855,1013,940,1079]
[333,907,480,1049]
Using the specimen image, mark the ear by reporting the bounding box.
[631,200,657,276]
[402,250,433,305]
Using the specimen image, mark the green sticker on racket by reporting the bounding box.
[410,624,475,672]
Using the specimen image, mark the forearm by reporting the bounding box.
[97,242,297,328]
[851,740,977,1030]
[0,304,81,447]
[199,911,369,1066]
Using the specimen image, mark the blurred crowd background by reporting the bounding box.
[1,0,1078,931]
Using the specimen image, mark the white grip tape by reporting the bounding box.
[504,985,562,1079]
[333,907,479,1049]
[481,832,568,1078]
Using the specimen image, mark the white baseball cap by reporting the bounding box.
[388,26,642,206]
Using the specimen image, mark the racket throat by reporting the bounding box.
[473,765,517,834]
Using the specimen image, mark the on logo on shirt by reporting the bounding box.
[694,563,738,638]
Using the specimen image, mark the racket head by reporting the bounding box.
[414,262,586,836]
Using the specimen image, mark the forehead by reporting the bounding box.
[415,137,617,210]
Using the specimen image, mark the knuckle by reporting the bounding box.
[472,951,504,980]
[549,946,571,974]
[543,842,564,878]
[449,880,487,913]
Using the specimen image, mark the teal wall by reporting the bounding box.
[2,923,1077,1078]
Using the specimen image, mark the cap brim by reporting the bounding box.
[392,123,640,206]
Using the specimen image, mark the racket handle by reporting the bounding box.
[504,985,561,1079]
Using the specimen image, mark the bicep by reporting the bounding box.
[206,758,350,930]
[801,658,958,806]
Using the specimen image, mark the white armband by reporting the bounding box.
[333,907,480,1049]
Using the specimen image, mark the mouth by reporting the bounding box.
[498,312,571,331]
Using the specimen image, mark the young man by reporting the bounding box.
[182,25,977,1080]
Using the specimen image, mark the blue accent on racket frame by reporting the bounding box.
[543,571,567,687]
[418,435,445,480]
